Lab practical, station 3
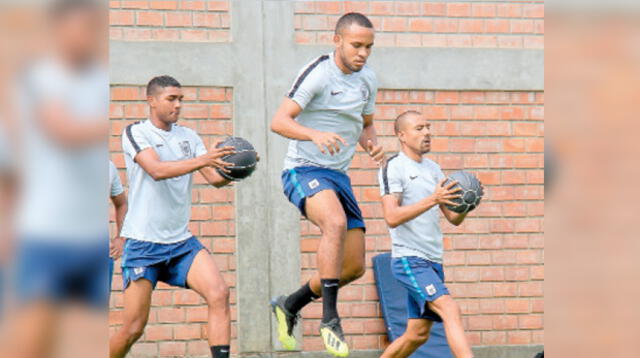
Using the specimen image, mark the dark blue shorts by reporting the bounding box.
[14,239,110,309]
[281,166,365,231]
[391,256,450,322]
[121,236,205,290]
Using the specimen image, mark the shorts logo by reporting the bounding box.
[133,267,145,276]
[179,141,191,157]
[308,179,320,189]
[426,284,437,296]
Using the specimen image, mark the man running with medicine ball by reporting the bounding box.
[270,12,384,357]
[379,111,476,358]
[109,76,242,358]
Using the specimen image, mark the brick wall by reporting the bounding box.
[109,1,230,42]
[294,1,544,48]
[299,90,544,350]
[109,86,238,357]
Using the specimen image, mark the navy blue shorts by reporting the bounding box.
[391,256,450,322]
[14,239,110,309]
[121,236,205,290]
[281,166,365,231]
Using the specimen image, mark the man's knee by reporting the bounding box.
[405,323,431,346]
[341,261,365,283]
[430,295,460,319]
[123,319,147,342]
[204,284,230,309]
[321,215,347,238]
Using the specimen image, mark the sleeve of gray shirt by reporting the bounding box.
[109,160,124,197]
[122,124,152,160]
[379,159,403,197]
[287,61,326,111]
[362,72,378,116]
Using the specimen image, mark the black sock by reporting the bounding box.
[321,278,340,324]
[210,345,230,358]
[284,281,320,314]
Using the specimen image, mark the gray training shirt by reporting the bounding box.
[379,152,446,263]
[284,52,378,173]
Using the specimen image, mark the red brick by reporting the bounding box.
[447,3,471,17]
[497,4,522,18]
[207,1,229,12]
[483,331,506,345]
[110,10,135,25]
[505,299,530,313]
[423,3,446,16]
[493,315,518,330]
[370,1,393,15]
[121,1,149,10]
[150,1,177,10]
[472,4,496,18]
[152,29,180,41]
[382,17,407,32]
[433,19,458,33]
[459,19,484,33]
[523,4,545,18]
[159,342,186,356]
[498,36,523,48]
[112,87,141,101]
[467,315,492,330]
[166,12,192,27]
[145,325,173,341]
[519,282,543,297]
[508,331,531,344]
[422,34,447,47]
[157,307,185,323]
[123,27,152,40]
[472,35,498,48]
[180,1,206,11]
[136,11,163,26]
[193,12,220,27]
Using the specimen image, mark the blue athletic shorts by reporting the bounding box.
[14,239,110,309]
[391,256,450,322]
[121,236,205,290]
[281,166,365,231]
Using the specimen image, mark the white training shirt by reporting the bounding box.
[109,160,124,197]
[121,119,206,244]
[379,151,446,263]
[16,58,109,242]
[284,52,378,173]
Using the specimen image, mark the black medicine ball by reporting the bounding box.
[215,136,258,181]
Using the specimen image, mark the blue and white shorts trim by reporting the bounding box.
[391,256,449,322]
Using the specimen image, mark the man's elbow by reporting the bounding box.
[270,119,282,134]
[384,216,400,229]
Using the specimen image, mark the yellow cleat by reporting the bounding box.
[320,318,349,357]
[270,296,298,350]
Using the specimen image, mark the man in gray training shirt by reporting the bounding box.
[270,12,384,358]
[378,111,479,358]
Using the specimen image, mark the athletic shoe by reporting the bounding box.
[270,295,299,350]
[320,318,349,357]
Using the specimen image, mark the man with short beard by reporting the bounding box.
[378,111,476,358]
[270,12,384,358]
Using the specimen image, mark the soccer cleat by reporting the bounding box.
[320,318,349,357]
[270,295,299,350]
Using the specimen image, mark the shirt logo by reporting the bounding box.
[426,284,437,296]
[308,179,320,189]
[409,175,418,180]
[179,141,191,157]
[155,144,164,148]
[360,84,370,102]
[330,90,342,96]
